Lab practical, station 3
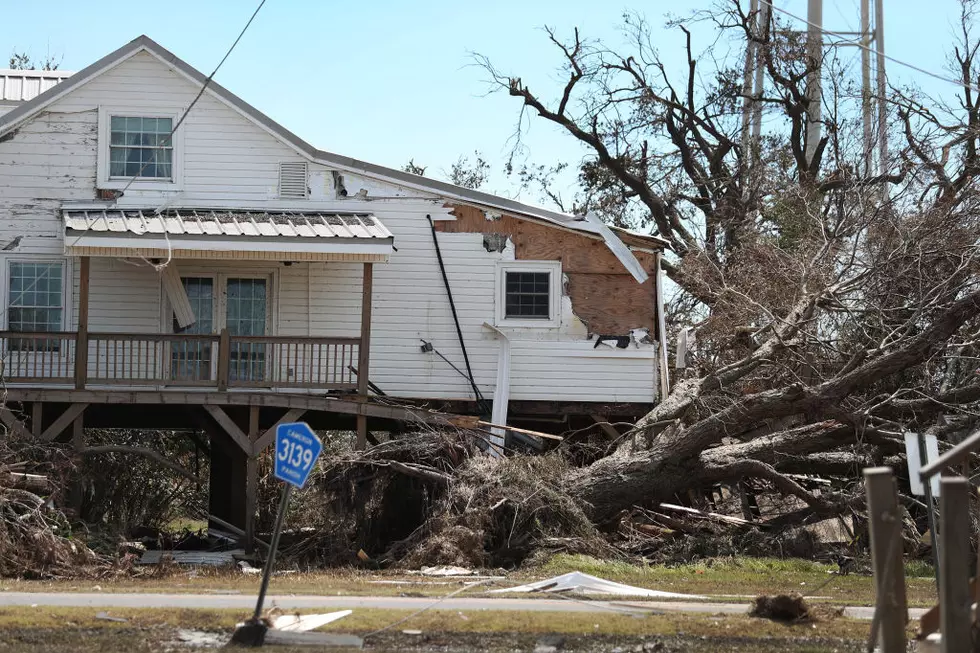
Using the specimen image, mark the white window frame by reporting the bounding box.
[495,260,562,328]
[97,106,184,191]
[2,257,71,331]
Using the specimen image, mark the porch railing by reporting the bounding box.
[0,330,360,391]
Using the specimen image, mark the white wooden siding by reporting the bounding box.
[0,49,658,404]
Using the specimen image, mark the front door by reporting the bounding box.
[172,277,215,382]
[225,277,268,383]
[170,274,271,384]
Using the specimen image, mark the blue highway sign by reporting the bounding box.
[274,422,323,488]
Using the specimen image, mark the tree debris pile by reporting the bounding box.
[0,433,102,578]
[397,450,610,568]
[296,427,878,569]
[295,429,608,568]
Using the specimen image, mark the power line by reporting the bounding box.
[117,0,268,195]
[759,0,980,95]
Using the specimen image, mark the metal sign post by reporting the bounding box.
[232,421,322,646]
[904,432,941,589]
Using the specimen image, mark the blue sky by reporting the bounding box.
[0,0,968,205]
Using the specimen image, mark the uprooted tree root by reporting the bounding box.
[301,429,616,568]
[396,453,615,568]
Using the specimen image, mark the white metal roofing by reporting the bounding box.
[0,69,73,104]
[63,208,392,240]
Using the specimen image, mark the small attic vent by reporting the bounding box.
[279,161,309,199]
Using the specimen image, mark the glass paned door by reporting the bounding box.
[226,278,267,383]
[171,277,214,381]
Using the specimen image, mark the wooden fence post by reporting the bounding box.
[864,466,907,653]
[940,476,972,653]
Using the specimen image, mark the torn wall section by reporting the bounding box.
[434,205,661,340]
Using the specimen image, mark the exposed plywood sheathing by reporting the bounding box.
[435,205,660,336]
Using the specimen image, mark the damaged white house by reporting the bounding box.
[0,36,668,533]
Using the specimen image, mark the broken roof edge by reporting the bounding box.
[0,35,667,277]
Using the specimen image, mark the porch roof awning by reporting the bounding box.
[62,208,394,262]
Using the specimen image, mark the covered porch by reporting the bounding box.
[0,207,394,448]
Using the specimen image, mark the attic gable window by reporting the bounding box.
[109,116,174,179]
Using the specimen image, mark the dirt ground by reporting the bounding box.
[0,554,940,608]
[0,606,883,653]
[0,628,869,652]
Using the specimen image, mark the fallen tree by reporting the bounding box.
[466,0,980,527]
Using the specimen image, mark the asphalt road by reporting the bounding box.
[0,592,928,620]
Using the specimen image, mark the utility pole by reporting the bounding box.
[740,0,770,174]
[805,0,824,165]
[861,0,874,176]
[874,0,888,177]
[744,0,886,179]
[740,0,760,159]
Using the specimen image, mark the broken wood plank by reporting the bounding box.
[657,502,753,526]
[590,414,622,441]
[208,514,270,551]
[4,472,50,493]
[477,420,564,441]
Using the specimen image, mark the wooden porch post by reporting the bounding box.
[356,262,373,450]
[74,256,90,390]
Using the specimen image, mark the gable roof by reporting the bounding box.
[0,35,667,281]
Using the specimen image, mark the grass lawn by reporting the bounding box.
[0,605,885,652]
[0,554,939,608]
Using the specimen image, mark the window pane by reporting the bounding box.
[503,271,550,319]
[108,115,174,180]
[8,262,64,339]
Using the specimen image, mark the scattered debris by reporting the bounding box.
[488,571,704,599]
[402,630,423,635]
[272,610,352,632]
[237,560,261,575]
[657,503,753,526]
[749,593,811,622]
[176,629,228,648]
[139,549,244,566]
[534,634,566,653]
[263,631,363,648]
[95,611,127,623]
[418,565,477,577]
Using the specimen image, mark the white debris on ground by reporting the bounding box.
[173,629,227,648]
[272,610,352,632]
[139,550,245,566]
[417,565,478,577]
[488,571,705,599]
